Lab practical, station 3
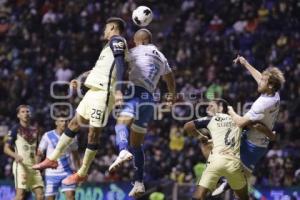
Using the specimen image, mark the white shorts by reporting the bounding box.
[76,88,114,127]
[45,174,76,197]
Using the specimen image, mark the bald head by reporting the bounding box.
[134,29,152,45]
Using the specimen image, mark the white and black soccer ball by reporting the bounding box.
[132,6,153,27]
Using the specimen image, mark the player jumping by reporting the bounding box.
[186,99,249,200]
[108,29,176,198]
[33,17,128,185]
[37,117,80,200]
[4,105,44,200]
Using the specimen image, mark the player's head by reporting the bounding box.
[206,99,229,116]
[16,105,31,123]
[258,67,285,94]
[104,17,126,40]
[55,115,68,133]
[134,28,152,46]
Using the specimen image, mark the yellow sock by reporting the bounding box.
[48,134,73,161]
[77,148,97,177]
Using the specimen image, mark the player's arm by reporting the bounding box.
[36,134,48,163]
[69,70,91,90]
[3,129,23,163]
[234,55,262,84]
[248,122,276,141]
[109,36,127,105]
[163,72,176,103]
[184,117,211,143]
[227,106,252,128]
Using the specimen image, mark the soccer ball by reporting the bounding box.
[132,6,153,27]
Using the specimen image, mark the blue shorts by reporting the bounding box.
[45,174,76,197]
[240,132,268,172]
[120,86,154,134]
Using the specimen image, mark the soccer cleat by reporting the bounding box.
[62,173,87,185]
[108,150,133,172]
[211,179,229,196]
[128,181,145,198]
[32,158,58,170]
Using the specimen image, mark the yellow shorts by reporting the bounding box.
[76,88,115,127]
[13,162,44,190]
[198,156,247,191]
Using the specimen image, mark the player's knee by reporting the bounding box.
[68,117,80,131]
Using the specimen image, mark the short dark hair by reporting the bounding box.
[106,17,126,34]
[212,98,229,114]
[16,104,30,114]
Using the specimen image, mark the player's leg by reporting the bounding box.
[33,113,88,170]
[48,113,88,161]
[128,129,145,198]
[63,125,102,185]
[225,160,249,200]
[233,185,249,200]
[109,115,134,172]
[15,188,26,200]
[192,186,210,200]
[32,186,44,200]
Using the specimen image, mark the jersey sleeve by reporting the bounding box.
[38,134,48,153]
[109,36,127,91]
[109,36,126,56]
[6,126,18,146]
[193,117,211,130]
[245,99,266,121]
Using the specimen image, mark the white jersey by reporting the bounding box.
[127,44,172,92]
[84,36,127,91]
[39,130,78,176]
[245,92,280,147]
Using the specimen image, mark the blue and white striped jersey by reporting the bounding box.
[38,130,78,176]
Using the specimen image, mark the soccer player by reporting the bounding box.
[37,117,80,200]
[186,99,249,200]
[210,55,285,195]
[33,17,128,185]
[108,29,176,198]
[4,105,44,200]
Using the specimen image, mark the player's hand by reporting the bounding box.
[227,106,235,115]
[114,90,124,107]
[198,135,209,144]
[69,79,79,90]
[15,155,23,163]
[233,55,248,66]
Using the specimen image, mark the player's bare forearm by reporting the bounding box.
[36,150,44,163]
[249,122,276,141]
[183,121,209,143]
[227,106,250,127]
[234,56,262,84]
[4,143,21,161]
[163,72,176,99]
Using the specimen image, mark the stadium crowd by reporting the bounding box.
[0,0,299,189]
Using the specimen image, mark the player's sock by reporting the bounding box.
[115,124,129,151]
[77,144,98,177]
[132,145,144,182]
[48,128,77,160]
